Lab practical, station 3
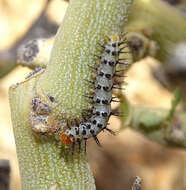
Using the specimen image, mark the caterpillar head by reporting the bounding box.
[104,35,120,56]
[60,132,73,145]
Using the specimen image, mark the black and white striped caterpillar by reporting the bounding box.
[60,34,128,149]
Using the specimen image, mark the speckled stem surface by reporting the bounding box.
[36,0,132,120]
[9,78,95,190]
[9,0,133,189]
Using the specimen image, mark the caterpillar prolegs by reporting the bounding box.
[30,34,128,152]
[60,34,128,149]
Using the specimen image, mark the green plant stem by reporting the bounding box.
[0,59,16,78]
[128,106,186,148]
[9,0,133,189]
[35,0,133,120]
[126,0,186,63]
[118,93,186,148]
[9,78,95,190]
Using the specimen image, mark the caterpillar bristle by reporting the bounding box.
[89,88,95,95]
[110,112,122,117]
[111,96,118,100]
[112,86,125,90]
[118,41,127,46]
[93,54,102,59]
[83,95,94,99]
[116,61,128,65]
[95,60,100,65]
[121,62,129,67]
[82,111,92,119]
[88,64,97,71]
[119,34,128,42]
[98,43,105,49]
[82,107,93,113]
[93,135,101,147]
[118,58,127,61]
[82,115,88,122]
[104,35,111,42]
[114,74,125,78]
[111,99,122,103]
[67,121,71,129]
[84,139,87,152]
[91,73,97,80]
[84,79,94,85]
[119,50,131,54]
[115,69,126,73]
[104,127,116,135]
[75,119,80,126]
[113,81,124,86]
[77,138,81,152]
[72,141,75,155]
[119,45,128,51]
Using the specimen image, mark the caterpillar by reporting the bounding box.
[30,34,128,152]
[60,34,128,151]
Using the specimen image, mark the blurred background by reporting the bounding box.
[0,0,186,190]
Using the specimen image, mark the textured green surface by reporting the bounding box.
[9,78,95,190]
[9,0,133,189]
[36,0,133,120]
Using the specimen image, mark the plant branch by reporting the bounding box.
[127,105,186,147]
[118,89,186,148]
[0,0,58,78]
[17,37,54,69]
[126,0,186,63]
[34,0,133,121]
[9,78,95,190]
[9,0,133,189]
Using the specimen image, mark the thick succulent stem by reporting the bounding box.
[35,0,133,120]
[9,0,133,189]
[9,78,95,190]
